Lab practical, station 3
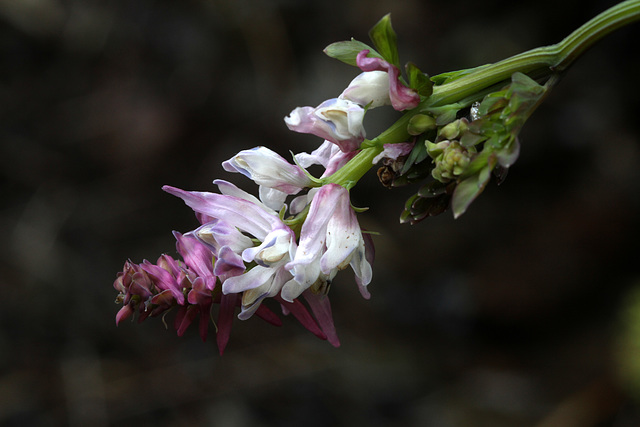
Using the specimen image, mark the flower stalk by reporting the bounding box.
[113,2,639,352]
[323,0,640,192]
[427,0,640,108]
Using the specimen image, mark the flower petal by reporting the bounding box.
[213,245,246,280]
[163,185,279,241]
[194,219,253,255]
[356,50,420,111]
[216,293,238,355]
[259,186,288,211]
[174,232,215,283]
[304,291,340,347]
[222,146,312,194]
[372,142,414,164]
[285,98,366,152]
[275,295,327,341]
[340,70,391,108]
[222,265,276,294]
[242,228,294,266]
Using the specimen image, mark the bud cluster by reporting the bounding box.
[427,119,476,183]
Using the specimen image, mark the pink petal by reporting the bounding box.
[216,293,238,355]
[304,291,340,347]
[275,296,327,340]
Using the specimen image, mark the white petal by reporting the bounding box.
[222,265,276,294]
[340,70,391,108]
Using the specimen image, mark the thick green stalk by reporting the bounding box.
[323,0,640,189]
[426,0,640,108]
[324,145,384,189]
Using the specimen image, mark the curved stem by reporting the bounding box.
[323,146,383,189]
[426,0,640,107]
[323,0,640,189]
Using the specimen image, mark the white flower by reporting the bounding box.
[163,180,297,318]
[340,70,392,108]
[285,98,366,152]
[222,146,313,194]
[282,184,372,302]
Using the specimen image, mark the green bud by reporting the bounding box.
[438,118,469,140]
[407,114,436,136]
[425,139,449,158]
[431,140,475,183]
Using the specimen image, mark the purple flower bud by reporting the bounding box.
[356,50,420,111]
[372,142,415,164]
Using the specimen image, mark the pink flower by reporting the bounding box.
[162,182,297,319]
[222,146,313,194]
[282,184,372,301]
[355,50,420,111]
[285,98,366,153]
[113,233,284,354]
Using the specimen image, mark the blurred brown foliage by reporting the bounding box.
[1,0,639,426]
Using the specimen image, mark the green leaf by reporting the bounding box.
[323,39,382,66]
[495,137,520,167]
[478,93,508,116]
[400,136,430,174]
[400,191,450,224]
[458,149,491,180]
[459,130,485,148]
[368,14,400,67]
[510,72,545,95]
[435,108,459,126]
[451,169,490,219]
[417,179,447,198]
[406,62,433,97]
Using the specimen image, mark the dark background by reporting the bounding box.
[2,0,640,426]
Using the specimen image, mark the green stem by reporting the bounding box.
[323,0,640,189]
[427,0,640,107]
[323,145,384,189]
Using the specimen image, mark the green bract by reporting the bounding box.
[323,39,382,66]
[406,62,433,97]
[451,72,550,218]
[368,13,400,67]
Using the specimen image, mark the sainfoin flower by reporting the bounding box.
[113,232,283,353]
[285,98,366,153]
[114,139,376,351]
[162,178,354,346]
[340,70,391,108]
[222,146,313,195]
[114,63,380,351]
[283,183,373,302]
[355,50,420,111]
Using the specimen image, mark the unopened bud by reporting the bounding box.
[439,118,469,140]
[407,114,436,135]
[431,140,475,182]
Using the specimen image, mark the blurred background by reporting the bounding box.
[1,0,640,425]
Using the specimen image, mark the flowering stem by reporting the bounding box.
[324,145,384,190]
[323,0,639,190]
[426,0,640,108]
